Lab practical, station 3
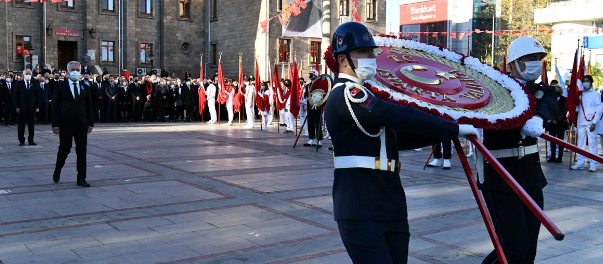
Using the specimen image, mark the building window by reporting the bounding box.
[61,0,75,9]
[14,0,31,5]
[210,44,217,65]
[15,35,32,60]
[101,0,114,12]
[310,41,321,64]
[366,0,376,21]
[339,0,349,16]
[278,39,291,63]
[101,41,115,63]
[277,0,284,11]
[140,0,152,16]
[140,43,153,64]
[179,0,191,19]
[211,0,218,20]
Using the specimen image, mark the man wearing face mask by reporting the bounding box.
[545,80,568,163]
[571,75,601,172]
[478,36,558,264]
[14,69,40,146]
[104,76,119,122]
[324,22,479,263]
[51,61,94,187]
[1,74,17,126]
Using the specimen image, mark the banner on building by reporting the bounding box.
[400,0,448,25]
[282,0,322,38]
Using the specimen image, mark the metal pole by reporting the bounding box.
[118,0,121,74]
[43,2,47,66]
[491,6,495,66]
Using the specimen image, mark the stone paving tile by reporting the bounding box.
[1,249,83,264]
[73,240,152,260]
[24,235,102,255]
[122,245,201,264]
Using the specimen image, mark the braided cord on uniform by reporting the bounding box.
[342,82,383,138]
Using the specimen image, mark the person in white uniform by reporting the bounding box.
[571,75,601,172]
[244,79,256,128]
[226,81,235,126]
[206,79,217,124]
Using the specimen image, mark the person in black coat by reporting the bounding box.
[190,79,201,121]
[118,79,132,122]
[325,22,478,263]
[1,75,17,126]
[545,81,568,163]
[479,36,558,264]
[91,76,105,122]
[183,79,194,122]
[155,81,169,121]
[130,78,144,122]
[37,76,51,125]
[104,76,119,122]
[14,69,39,146]
[52,61,94,187]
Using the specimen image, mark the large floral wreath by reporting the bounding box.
[324,35,536,130]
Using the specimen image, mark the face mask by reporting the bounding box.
[353,58,377,82]
[583,82,592,89]
[68,71,80,82]
[186,81,191,86]
[24,74,31,81]
[110,80,115,84]
[515,60,541,82]
[45,80,49,84]
[6,78,11,82]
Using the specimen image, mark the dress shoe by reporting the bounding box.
[28,142,37,146]
[77,180,91,187]
[570,163,583,170]
[317,141,323,148]
[19,142,25,146]
[555,158,563,163]
[589,166,597,172]
[53,172,60,183]
[328,146,334,151]
[427,159,442,167]
[442,159,451,170]
[547,157,556,163]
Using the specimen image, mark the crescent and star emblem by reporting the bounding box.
[400,65,457,86]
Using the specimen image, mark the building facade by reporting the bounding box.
[0,0,386,80]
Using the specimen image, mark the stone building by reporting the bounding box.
[0,0,386,80]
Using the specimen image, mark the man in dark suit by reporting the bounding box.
[14,69,40,146]
[92,76,105,122]
[37,76,51,125]
[52,61,94,187]
[130,77,144,122]
[546,80,568,163]
[104,76,119,122]
[1,74,17,126]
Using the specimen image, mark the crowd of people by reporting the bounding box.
[0,67,329,146]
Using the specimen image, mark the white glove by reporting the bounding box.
[458,124,479,139]
[520,116,544,139]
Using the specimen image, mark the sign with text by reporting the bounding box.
[400,0,448,25]
[54,29,82,37]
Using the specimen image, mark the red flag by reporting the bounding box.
[198,86,206,115]
[450,32,457,39]
[277,14,287,26]
[351,2,360,22]
[459,31,466,40]
[217,58,228,104]
[566,48,580,126]
[233,56,245,113]
[541,59,549,85]
[290,60,300,118]
[255,59,263,110]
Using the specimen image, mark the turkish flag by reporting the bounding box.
[541,59,548,85]
[198,86,206,115]
[290,60,300,118]
[566,48,581,126]
[255,59,264,110]
[217,59,228,104]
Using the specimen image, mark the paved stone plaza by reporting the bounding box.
[0,122,602,263]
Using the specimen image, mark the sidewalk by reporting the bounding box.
[0,123,602,263]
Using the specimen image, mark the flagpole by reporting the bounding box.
[200,53,204,122]
[218,52,222,125]
[238,52,242,127]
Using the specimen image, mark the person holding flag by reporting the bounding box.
[244,77,256,128]
[571,75,601,172]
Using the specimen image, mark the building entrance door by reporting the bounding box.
[58,41,78,70]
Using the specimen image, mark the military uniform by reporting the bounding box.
[479,37,557,264]
[326,74,461,263]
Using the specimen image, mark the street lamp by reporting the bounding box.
[88,28,96,39]
[46,24,53,36]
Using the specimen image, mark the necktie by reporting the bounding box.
[73,82,80,101]
[8,83,11,91]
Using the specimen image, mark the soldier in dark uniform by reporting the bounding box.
[324,22,479,263]
[545,80,568,163]
[92,76,105,123]
[303,70,324,147]
[478,36,557,263]
[104,76,119,122]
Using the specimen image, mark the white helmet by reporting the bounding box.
[506,36,547,63]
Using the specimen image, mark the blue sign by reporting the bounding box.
[584,36,603,49]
